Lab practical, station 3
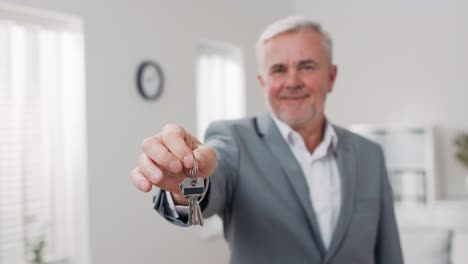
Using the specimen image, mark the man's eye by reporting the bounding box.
[271,67,285,74]
[302,64,316,70]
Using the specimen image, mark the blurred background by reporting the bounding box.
[1,0,468,263]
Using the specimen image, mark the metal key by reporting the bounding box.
[180,177,204,226]
[179,158,205,226]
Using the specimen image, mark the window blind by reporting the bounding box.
[196,41,246,139]
[0,5,88,264]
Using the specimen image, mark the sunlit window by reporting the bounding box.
[0,4,88,264]
[195,41,245,139]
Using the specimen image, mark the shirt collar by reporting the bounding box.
[270,112,338,153]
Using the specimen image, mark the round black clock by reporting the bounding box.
[136,60,164,100]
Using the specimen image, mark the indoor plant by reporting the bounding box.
[454,133,468,192]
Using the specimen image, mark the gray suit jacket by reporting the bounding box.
[154,112,404,264]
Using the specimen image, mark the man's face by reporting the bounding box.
[257,29,337,129]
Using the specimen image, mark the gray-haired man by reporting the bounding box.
[130,16,404,264]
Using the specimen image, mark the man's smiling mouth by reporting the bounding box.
[280,94,310,101]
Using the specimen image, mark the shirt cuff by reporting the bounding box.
[165,190,188,217]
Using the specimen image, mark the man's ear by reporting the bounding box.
[327,64,338,93]
[257,73,266,91]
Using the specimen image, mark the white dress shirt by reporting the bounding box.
[271,114,341,249]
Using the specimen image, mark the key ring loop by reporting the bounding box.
[189,156,198,178]
[184,134,198,178]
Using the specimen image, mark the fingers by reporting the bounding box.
[130,167,152,192]
[142,136,182,173]
[134,123,216,194]
[143,124,201,173]
[134,153,186,194]
[138,153,163,184]
[161,124,200,168]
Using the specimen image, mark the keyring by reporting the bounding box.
[189,157,198,178]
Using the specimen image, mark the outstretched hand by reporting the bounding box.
[130,124,217,205]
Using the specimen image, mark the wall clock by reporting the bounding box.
[136,60,164,100]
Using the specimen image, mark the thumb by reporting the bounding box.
[193,145,217,178]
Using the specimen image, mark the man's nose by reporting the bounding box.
[285,70,303,90]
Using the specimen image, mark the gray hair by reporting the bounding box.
[255,16,333,68]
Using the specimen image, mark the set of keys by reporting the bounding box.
[179,157,208,226]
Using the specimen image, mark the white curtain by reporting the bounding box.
[196,44,245,139]
[0,13,87,264]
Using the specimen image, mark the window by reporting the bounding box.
[195,41,245,238]
[196,41,245,139]
[0,3,88,264]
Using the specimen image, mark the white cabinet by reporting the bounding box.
[349,124,436,205]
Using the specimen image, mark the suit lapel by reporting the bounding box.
[324,126,357,262]
[256,112,326,256]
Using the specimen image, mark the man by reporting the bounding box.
[130,16,404,264]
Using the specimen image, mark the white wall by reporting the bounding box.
[1,0,291,263]
[293,0,468,199]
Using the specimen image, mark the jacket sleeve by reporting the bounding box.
[199,121,239,219]
[375,147,405,263]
